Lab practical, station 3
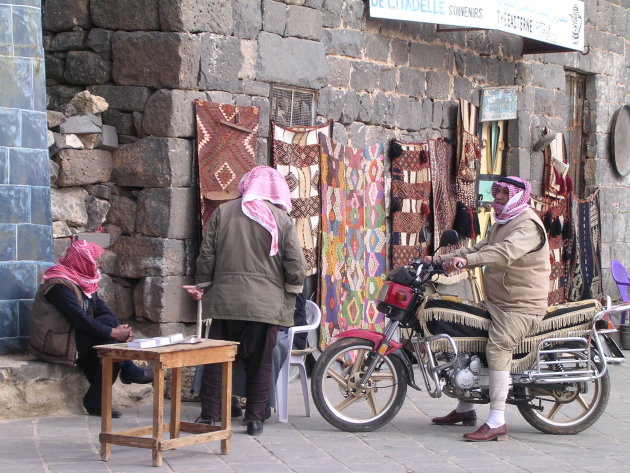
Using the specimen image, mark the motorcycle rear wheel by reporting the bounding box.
[516,349,610,435]
[311,337,408,432]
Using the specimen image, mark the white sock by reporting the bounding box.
[455,401,475,413]
[486,409,505,428]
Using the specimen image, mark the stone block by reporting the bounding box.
[363,33,389,62]
[90,0,160,31]
[197,34,242,93]
[109,236,187,278]
[55,149,113,186]
[425,71,450,100]
[70,90,109,115]
[30,186,52,226]
[87,85,152,112]
[51,187,88,227]
[160,0,233,34]
[84,183,112,200]
[16,225,53,262]
[326,57,351,88]
[132,112,145,137]
[86,29,113,60]
[85,196,111,232]
[317,87,343,122]
[59,113,102,134]
[136,188,197,239]
[47,85,83,113]
[107,195,136,235]
[340,91,359,125]
[102,110,135,135]
[46,110,65,130]
[263,0,286,35]
[111,137,193,188]
[0,225,16,261]
[9,149,50,187]
[52,220,72,238]
[233,0,262,39]
[98,273,134,321]
[285,5,322,40]
[43,0,91,32]
[324,29,362,58]
[100,125,118,150]
[49,31,88,52]
[134,276,196,323]
[0,262,38,301]
[64,51,111,85]
[349,61,380,93]
[112,32,200,89]
[143,89,210,138]
[53,237,72,261]
[410,43,450,70]
[77,231,111,248]
[48,160,59,186]
[390,38,409,66]
[378,66,397,92]
[77,134,101,150]
[397,68,425,97]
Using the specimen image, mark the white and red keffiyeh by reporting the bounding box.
[42,240,104,297]
[491,176,531,224]
[238,166,292,256]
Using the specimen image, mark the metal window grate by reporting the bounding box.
[270,86,316,127]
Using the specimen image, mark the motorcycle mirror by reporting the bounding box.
[439,229,459,247]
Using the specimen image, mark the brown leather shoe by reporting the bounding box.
[463,423,508,442]
[431,409,477,426]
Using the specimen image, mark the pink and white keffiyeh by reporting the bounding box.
[238,166,292,256]
[491,176,531,224]
[42,240,104,297]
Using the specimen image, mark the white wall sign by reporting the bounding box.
[480,87,518,122]
[368,0,585,52]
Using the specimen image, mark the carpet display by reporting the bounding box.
[568,190,603,302]
[319,134,387,347]
[428,138,459,255]
[389,140,432,268]
[272,120,332,276]
[195,100,259,229]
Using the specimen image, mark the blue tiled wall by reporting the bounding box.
[0,1,52,354]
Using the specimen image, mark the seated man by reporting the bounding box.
[30,240,152,418]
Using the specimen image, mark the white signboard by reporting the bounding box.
[368,0,585,52]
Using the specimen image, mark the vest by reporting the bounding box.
[483,208,551,315]
[28,279,83,366]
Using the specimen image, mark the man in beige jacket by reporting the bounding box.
[431,176,550,441]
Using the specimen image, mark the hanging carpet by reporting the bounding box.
[195,100,259,229]
[389,140,432,268]
[318,134,387,348]
[272,120,332,276]
[568,189,603,302]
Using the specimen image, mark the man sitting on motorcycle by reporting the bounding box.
[430,176,551,442]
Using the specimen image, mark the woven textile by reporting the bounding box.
[319,134,387,347]
[272,121,332,276]
[390,141,432,268]
[568,190,603,302]
[417,294,599,373]
[428,138,459,255]
[195,101,259,229]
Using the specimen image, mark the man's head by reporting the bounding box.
[491,176,531,223]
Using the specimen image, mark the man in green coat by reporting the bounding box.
[184,166,305,436]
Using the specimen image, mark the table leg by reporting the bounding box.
[152,363,165,467]
[170,367,182,439]
[220,361,232,455]
[100,357,113,461]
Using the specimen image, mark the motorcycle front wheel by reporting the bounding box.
[311,337,408,432]
[516,348,610,435]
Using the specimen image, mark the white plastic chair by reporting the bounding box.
[276,299,321,423]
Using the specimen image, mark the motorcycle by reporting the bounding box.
[311,229,627,434]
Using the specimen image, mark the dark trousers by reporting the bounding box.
[75,314,122,412]
[200,320,278,421]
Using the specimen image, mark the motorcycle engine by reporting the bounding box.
[449,354,481,390]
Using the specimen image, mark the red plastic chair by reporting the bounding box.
[611,260,630,325]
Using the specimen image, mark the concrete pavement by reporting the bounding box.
[1,358,630,473]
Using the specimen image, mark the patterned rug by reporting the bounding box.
[568,190,603,302]
[319,134,387,347]
[428,138,459,255]
[272,120,332,276]
[195,101,259,229]
[389,140,432,268]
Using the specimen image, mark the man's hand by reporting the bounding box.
[422,255,441,264]
[443,257,467,275]
[111,324,133,342]
[182,285,204,301]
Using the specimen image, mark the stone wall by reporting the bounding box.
[0,0,52,354]
[37,0,630,338]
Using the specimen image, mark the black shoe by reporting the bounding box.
[263,405,271,422]
[247,420,263,436]
[120,366,153,385]
[86,408,122,418]
[194,416,220,426]
[231,396,243,418]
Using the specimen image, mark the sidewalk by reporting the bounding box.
[1,359,630,473]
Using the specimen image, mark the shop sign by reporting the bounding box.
[480,87,518,122]
[368,0,584,52]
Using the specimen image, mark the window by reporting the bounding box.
[270,86,316,127]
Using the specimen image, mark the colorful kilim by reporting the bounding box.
[272,121,332,276]
[195,101,259,229]
[318,134,387,348]
[568,190,603,302]
[428,138,459,255]
[531,196,572,305]
[390,141,432,268]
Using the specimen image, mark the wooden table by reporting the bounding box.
[95,339,238,467]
